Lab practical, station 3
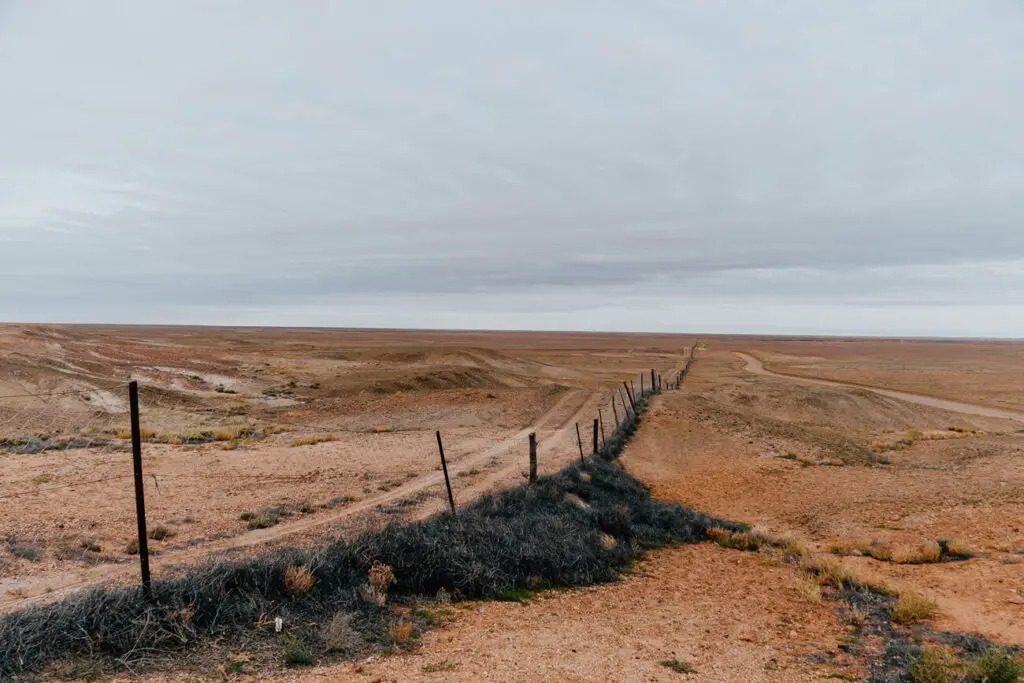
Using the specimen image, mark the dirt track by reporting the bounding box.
[737,351,1024,423]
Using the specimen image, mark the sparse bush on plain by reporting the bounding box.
[966,648,1023,683]
[148,525,174,541]
[10,543,41,563]
[910,646,959,683]
[661,658,696,674]
[281,634,315,666]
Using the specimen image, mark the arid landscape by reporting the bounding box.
[1,326,1022,681]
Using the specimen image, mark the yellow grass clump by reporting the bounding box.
[290,434,337,447]
[891,591,938,624]
[284,565,316,596]
[793,577,822,603]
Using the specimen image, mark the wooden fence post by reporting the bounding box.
[575,422,585,464]
[528,432,538,484]
[611,397,620,427]
[592,418,599,455]
[623,382,636,412]
[128,381,152,596]
[598,408,606,445]
[436,431,456,513]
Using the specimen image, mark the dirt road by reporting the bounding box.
[737,352,1024,423]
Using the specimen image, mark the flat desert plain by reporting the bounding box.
[1,326,1022,681]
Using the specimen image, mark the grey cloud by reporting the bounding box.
[2,1,1024,334]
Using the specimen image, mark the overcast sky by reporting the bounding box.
[2,1,1023,336]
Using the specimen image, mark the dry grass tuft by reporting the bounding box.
[891,591,938,624]
[894,541,943,565]
[598,533,617,550]
[387,619,414,645]
[283,565,315,596]
[943,538,973,558]
[360,562,396,606]
[290,434,337,447]
[322,612,363,654]
[794,577,822,603]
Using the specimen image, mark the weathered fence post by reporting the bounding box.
[611,397,620,427]
[128,381,152,596]
[435,431,456,513]
[631,380,637,404]
[599,408,606,445]
[651,369,657,394]
[623,382,636,412]
[529,432,538,484]
[575,422,585,464]
[592,418,599,455]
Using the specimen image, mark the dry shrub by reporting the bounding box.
[943,538,972,558]
[213,432,235,442]
[843,605,868,628]
[283,565,315,596]
[830,539,859,556]
[387,619,414,645]
[891,592,937,624]
[895,541,943,564]
[360,562,395,606]
[322,612,363,654]
[707,527,762,551]
[794,577,822,603]
[598,533,617,550]
[802,557,855,589]
[123,539,139,555]
[148,526,174,541]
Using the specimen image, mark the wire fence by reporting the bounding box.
[0,347,697,595]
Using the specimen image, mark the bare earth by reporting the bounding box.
[2,327,1023,680]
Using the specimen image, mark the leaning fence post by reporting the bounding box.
[529,432,538,484]
[592,418,599,455]
[623,382,636,412]
[575,422,585,464]
[435,431,456,514]
[598,408,606,445]
[128,381,152,596]
[611,397,620,428]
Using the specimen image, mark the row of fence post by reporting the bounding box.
[125,355,696,593]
